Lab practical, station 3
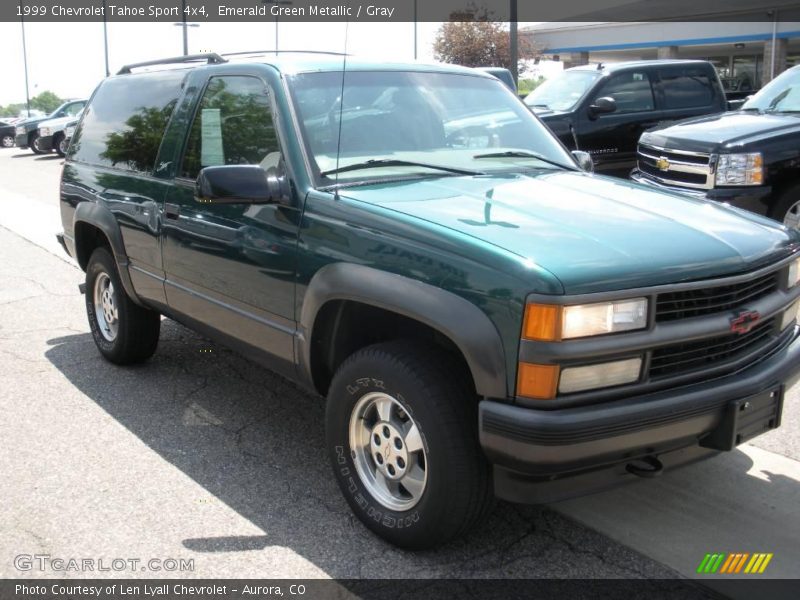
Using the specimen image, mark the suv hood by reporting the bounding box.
[38,115,78,131]
[642,111,800,153]
[343,171,799,294]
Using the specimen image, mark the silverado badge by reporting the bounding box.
[730,310,761,335]
[656,156,670,171]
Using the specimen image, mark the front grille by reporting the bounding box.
[650,318,777,380]
[655,272,780,322]
[637,143,713,190]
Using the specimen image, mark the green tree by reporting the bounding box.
[0,104,25,118]
[30,91,63,114]
[433,20,538,71]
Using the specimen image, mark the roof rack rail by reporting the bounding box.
[117,53,227,75]
[222,50,349,58]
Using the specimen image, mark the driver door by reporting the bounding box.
[161,73,301,373]
[578,70,660,175]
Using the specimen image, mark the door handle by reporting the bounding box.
[164,203,181,219]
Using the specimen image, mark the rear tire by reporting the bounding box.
[1,134,13,148]
[326,340,492,549]
[85,247,160,364]
[769,183,800,230]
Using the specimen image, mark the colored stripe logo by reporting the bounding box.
[696,552,773,574]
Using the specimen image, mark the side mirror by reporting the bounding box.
[195,164,287,205]
[572,150,594,173]
[588,96,617,118]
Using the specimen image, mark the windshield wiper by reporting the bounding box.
[527,103,550,109]
[320,159,482,178]
[473,150,575,171]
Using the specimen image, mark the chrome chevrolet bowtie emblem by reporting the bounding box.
[656,156,670,171]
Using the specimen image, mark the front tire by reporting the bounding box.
[85,247,160,364]
[326,340,492,549]
[29,132,45,154]
[54,133,67,157]
[770,183,800,230]
[1,134,13,148]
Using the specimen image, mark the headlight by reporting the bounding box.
[516,357,643,399]
[523,298,648,341]
[40,127,51,137]
[715,152,763,186]
[559,357,642,394]
[788,257,800,288]
[781,301,799,331]
[15,126,25,135]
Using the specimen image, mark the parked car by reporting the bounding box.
[58,52,800,550]
[14,99,86,154]
[38,111,83,157]
[1,119,16,148]
[632,65,800,228]
[524,60,728,176]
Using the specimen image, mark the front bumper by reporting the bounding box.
[14,133,29,148]
[480,327,800,503]
[631,170,773,216]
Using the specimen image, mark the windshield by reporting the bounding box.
[288,70,575,186]
[524,70,600,111]
[742,66,800,113]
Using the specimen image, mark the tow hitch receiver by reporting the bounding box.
[626,455,664,478]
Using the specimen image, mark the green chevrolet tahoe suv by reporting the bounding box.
[58,52,800,549]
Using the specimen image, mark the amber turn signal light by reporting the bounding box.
[517,362,560,400]
[523,304,562,342]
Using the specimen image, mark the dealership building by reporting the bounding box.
[523,21,800,91]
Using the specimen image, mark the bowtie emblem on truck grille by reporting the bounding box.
[730,310,761,334]
[656,156,671,171]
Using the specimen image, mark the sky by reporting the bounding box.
[0,21,559,108]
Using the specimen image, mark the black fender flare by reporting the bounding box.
[298,263,507,399]
[72,202,144,306]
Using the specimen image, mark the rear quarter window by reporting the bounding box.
[658,68,714,110]
[69,70,185,173]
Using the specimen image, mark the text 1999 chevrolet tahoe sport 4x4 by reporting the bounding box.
[57,52,800,549]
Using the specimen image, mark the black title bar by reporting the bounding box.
[4,0,800,23]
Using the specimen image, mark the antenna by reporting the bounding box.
[333,21,349,197]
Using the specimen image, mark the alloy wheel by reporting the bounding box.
[348,392,428,511]
[93,272,119,342]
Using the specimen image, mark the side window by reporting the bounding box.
[595,72,655,114]
[659,68,714,109]
[69,70,184,173]
[65,102,84,117]
[180,76,277,180]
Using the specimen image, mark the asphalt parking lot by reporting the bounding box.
[1,147,798,595]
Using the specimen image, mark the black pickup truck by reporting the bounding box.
[632,65,800,228]
[525,60,728,176]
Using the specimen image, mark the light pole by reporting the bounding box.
[174,0,199,56]
[509,0,518,86]
[19,0,31,117]
[102,0,109,76]
[262,0,293,53]
[413,0,417,59]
